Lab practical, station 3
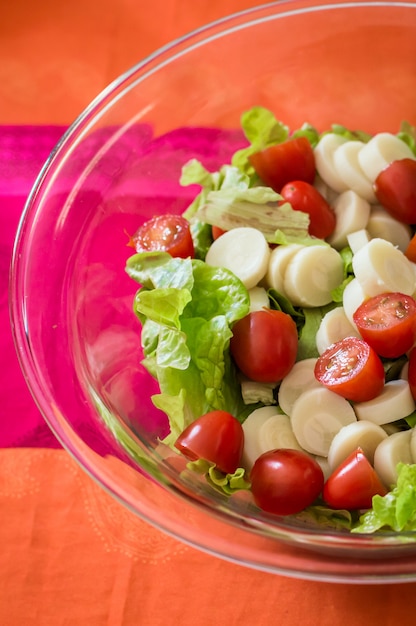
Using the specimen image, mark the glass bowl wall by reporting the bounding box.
[10,0,416,582]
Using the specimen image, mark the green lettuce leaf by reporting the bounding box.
[231,106,290,176]
[397,121,416,156]
[291,123,320,147]
[297,305,336,361]
[195,188,311,244]
[126,252,250,445]
[292,504,354,530]
[329,124,372,143]
[353,463,416,533]
[185,458,251,496]
[181,161,251,220]
[331,246,354,303]
[180,161,252,258]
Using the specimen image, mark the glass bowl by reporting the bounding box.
[10,0,416,583]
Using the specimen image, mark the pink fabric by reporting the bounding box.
[0,126,67,448]
[0,125,245,448]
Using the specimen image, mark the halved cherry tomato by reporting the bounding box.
[323,448,387,510]
[314,336,385,402]
[230,309,298,383]
[131,214,195,258]
[405,233,416,263]
[174,410,244,475]
[250,449,324,515]
[249,136,316,193]
[212,225,227,240]
[353,292,416,358]
[280,180,336,239]
[407,348,416,401]
[374,158,416,224]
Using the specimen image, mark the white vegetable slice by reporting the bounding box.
[283,245,344,307]
[265,244,303,295]
[290,386,357,457]
[374,429,413,488]
[358,132,416,182]
[332,141,377,203]
[314,175,339,205]
[241,406,282,470]
[277,358,321,416]
[315,306,360,355]
[401,361,409,381]
[366,206,411,252]
[327,420,388,470]
[352,237,416,297]
[240,378,275,406]
[342,277,366,329]
[205,226,270,290]
[248,286,270,312]
[346,229,371,255]
[313,456,332,481]
[353,380,416,425]
[327,190,371,250]
[258,413,304,455]
[314,133,349,193]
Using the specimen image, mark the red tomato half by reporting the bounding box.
[374,158,416,224]
[353,292,416,358]
[314,337,385,402]
[250,449,324,515]
[323,448,387,510]
[280,180,336,239]
[249,137,316,192]
[211,225,227,240]
[131,214,195,258]
[407,348,416,401]
[405,233,416,264]
[230,309,298,383]
[174,410,244,475]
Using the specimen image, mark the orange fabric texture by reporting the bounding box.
[0,0,268,125]
[0,448,415,626]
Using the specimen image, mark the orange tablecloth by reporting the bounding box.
[2,1,416,623]
[1,448,416,626]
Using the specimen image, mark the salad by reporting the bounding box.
[125,106,416,534]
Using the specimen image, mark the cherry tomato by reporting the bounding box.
[249,136,316,193]
[374,158,416,224]
[131,214,195,258]
[353,292,416,358]
[230,309,298,383]
[212,225,227,240]
[323,448,387,510]
[174,410,244,475]
[405,233,416,263]
[407,348,416,401]
[314,336,385,402]
[280,180,336,239]
[250,449,324,515]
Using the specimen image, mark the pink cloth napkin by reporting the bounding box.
[0,126,66,448]
[0,124,245,448]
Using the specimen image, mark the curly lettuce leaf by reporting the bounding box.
[231,106,290,176]
[398,121,416,156]
[353,463,416,534]
[181,161,251,220]
[126,252,250,445]
[326,124,372,143]
[186,458,251,496]
[180,161,252,258]
[292,504,354,531]
[195,187,311,244]
[331,246,354,303]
